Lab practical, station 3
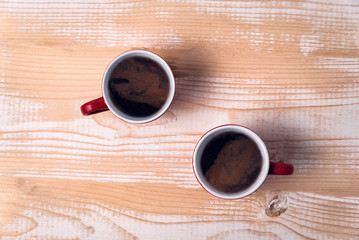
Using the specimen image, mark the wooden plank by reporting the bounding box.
[1,0,359,239]
[0,177,359,239]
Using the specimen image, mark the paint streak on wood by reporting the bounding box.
[1,177,359,239]
[1,0,359,239]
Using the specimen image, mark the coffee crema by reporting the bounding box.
[201,132,262,193]
[108,56,169,117]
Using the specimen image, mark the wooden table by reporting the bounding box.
[1,0,359,239]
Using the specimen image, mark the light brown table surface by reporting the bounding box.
[1,0,359,239]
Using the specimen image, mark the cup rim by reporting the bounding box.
[102,50,175,124]
[192,124,270,200]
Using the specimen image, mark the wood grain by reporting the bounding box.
[1,177,359,239]
[1,0,359,239]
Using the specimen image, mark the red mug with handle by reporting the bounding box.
[193,125,294,199]
[81,50,175,124]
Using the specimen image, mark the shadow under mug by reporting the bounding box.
[80,50,175,124]
[193,124,294,199]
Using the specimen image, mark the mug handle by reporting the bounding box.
[81,97,109,116]
[269,162,294,175]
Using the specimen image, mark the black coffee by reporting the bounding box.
[108,56,169,117]
[201,132,262,193]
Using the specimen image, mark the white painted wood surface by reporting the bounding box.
[1,0,359,239]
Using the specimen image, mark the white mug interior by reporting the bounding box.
[193,125,269,199]
[102,50,175,124]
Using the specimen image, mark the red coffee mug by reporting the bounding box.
[193,124,294,199]
[81,50,175,124]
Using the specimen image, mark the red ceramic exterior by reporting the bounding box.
[80,50,175,124]
[80,97,108,115]
[192,124,294,199]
